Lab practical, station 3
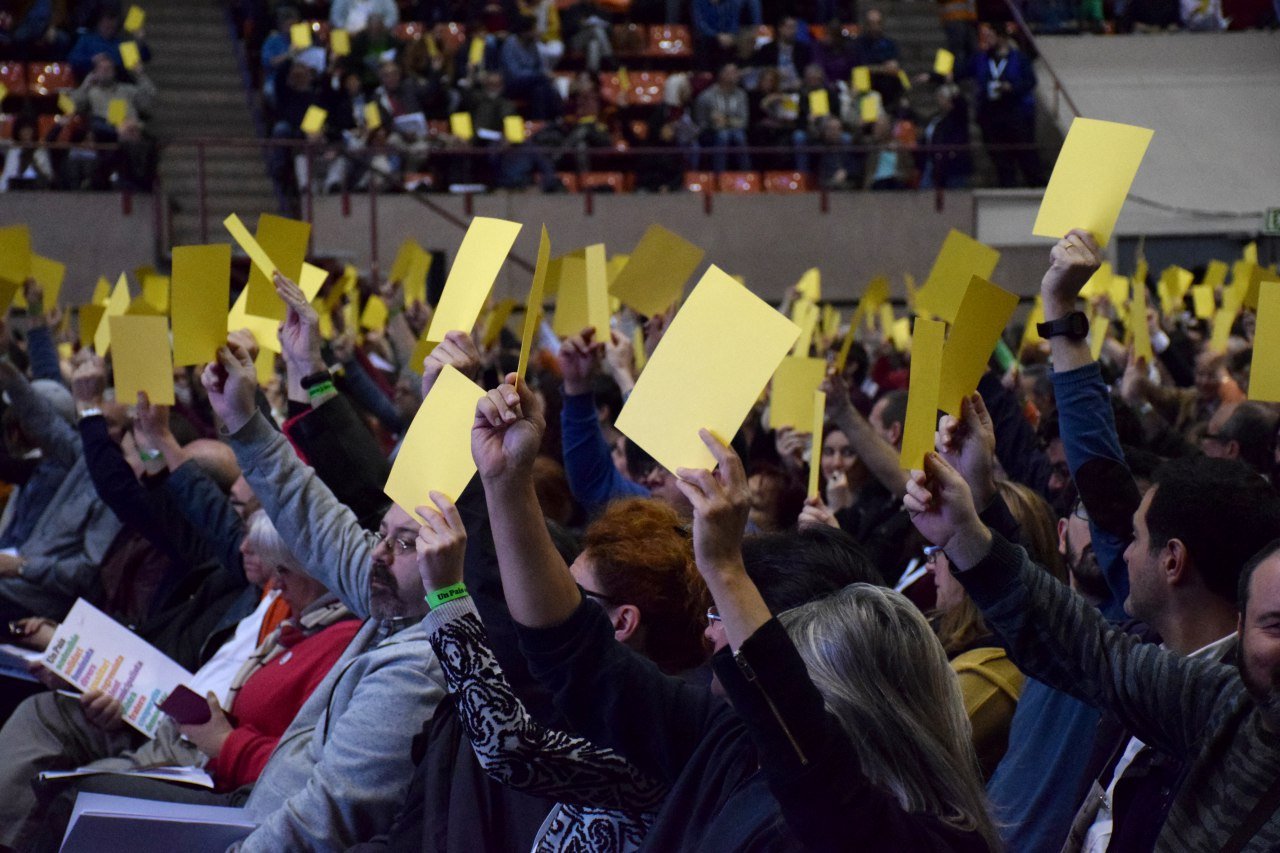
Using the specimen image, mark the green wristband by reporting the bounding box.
[306,380,336,399]
[424,582,468,610]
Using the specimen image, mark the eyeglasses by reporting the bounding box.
[1200,432,1226,444]
[581,587,619,606]
[371,530,416,556]
[706,605,722,624]
[1071,500,1090,522]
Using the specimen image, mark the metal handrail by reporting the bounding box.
[1001,0,1084,120]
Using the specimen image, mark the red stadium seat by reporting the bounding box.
[612,23,646,57]
[37,114,58,139]
[683,171,716,193]
[0,63,28,97]
[763,171,811,193]
[718,171,762,193]
[394,22,426,41]
[28,62,74,96]
[629,71,666,106]
[578,171,629,192]
[598,72,622,104]
[557,172,580,192]
[0,116,13,139]
[435,22,467,52]
[645,25,692,57]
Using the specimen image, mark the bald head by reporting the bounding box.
[185,439,241,492]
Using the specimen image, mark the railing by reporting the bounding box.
[1002,0,1084,122]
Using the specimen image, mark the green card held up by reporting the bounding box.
[1033,117,1153,248]
[900,317,946,470]
[609,224,705,317]
[110,315,175,405]
[383,364,486,517]
[615,266,800,473]
[425,216,522,342]
[915,230,1001,324]
[770,356,827,430]
[937,275,1018,416]
[172,244,231,366]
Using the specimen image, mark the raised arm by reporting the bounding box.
[0,358,80,470]
[23,280,64,384]
[823,373,908,498]
[905,452,1236,760]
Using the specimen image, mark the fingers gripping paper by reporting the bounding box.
[425,217,522,342]
[384,365,486,517]
[936,275,1018,416]
[615,267,800,472]
[900,318,946,470]
[1033,117,1153,248]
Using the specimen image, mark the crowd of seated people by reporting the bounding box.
[0,1,158,191]
[0,212,1278,851]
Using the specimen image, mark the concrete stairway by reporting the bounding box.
[141,0,276,248]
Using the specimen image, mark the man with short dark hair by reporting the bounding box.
[1201,401,1277,478]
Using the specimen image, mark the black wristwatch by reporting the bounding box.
[1037,311,1089,341]
[300,369,333,391]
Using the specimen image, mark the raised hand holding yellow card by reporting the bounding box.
[503,115,526,144]
[360,295,389,331]
[796,268,821,302]
[224,212,310,321]
[290,22,312,49]
[1130,279,1154,363]
[329,28,351,56]
[301,106,328,135]
[937,275,1018,415]
[615,267,800,473]
[1190,285,1215,320]
[110,315,174,405]
[770,356,826,430]
[58,92,76,115]
[900,318,946,469]
[518,226,551,379]
[120,41,141,70]
[859,91,881,124]
[1033,117,1153,248]
[449,112,474,141]
[609,224,704,317]
[791,299,820,356]
[468,36,485,66]
[107,98,128,127]
[172,243,231,366]
[808,89,830,117]
[934,48,955,76]
[852,66,871,92]
[383,364,486,517]
[425,216,522,342]
[124,5,145,32]
[915,229,1001,323]
[554,244,610,338]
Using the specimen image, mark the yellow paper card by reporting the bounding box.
[1204,260,1229,292]
[107,98,128,127]
[916,229,1001,324]
[860,91,881,124]
[404,245,431,306]
[467,36,485,66]
[363,101,381,130]
[1088,314,1110,361]
[821,304,840,342]
[228,212,310,321]
[91,276,110,305]
[1033,118,1153,248]
[807,390,826,500]
[518,226,551,379]
[290,22,312,49]
[796,268,821,302]
[301,106,328,135]
[1245,241,1258,265]
[1248,282,1280,403]
[120,41,141,70]
[30,255,66,308]
[937,275,1019,415]
[1019,297,1045,353]
[127,295,163,316]
[791,300,820,356]
[388,238,417,285]
[482,298,519,348]
[360,294,389,330]
[141,274,169,313]
[227,288,282,354]
[449,112,474,140]
[384,364,486,517]
[606,254,629,287]
[503,115,526,144]
[770,356,826,430]
[615,267,800,472]
[58,92,76,115]
[934,49,955,76]
[632,326,647,372]
[852,66,871,93]
[1130,279,1154,362]
[835,313,860,373]
[900,318,945,469]
[609,224,705,317]
[171,243,230,366]
[95,274,132,354]
[554,244,610,339]
[1210,285,1243,354]
[863,276,889,313]
[425,216,522,342]
[0,224,32,284]
[255,349,276,385]
[891,317,912,351]
[124,5,145,32]
[79,304,106,347]
[808,89,830,117]
[299,262,327,301]
[618,66,631,92]
[109,315,174,405]
[898,69,912,91]
[0,280,20,312]
[329,28,351,56]
[1190,284,1214,320]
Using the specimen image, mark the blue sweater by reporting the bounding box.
[560,392,648,514]
[985,361,1131,852]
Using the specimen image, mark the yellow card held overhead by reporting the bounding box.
[770,356,826,430]
[384,364,486,517]
[1190,284,1215,320]
[290,22,312,49]
[609,224,705,317]
[107,98,128,127]
[518,226,551,379]
[1033,117,1153,248]
[226,212,310,321]
[936,275,1019,416]
[172,243,231,366]
[0,280,20,312]
[795,268,821,302]
[329,28,351,56]
[425,216,522,342]
[916,229,1001,324]
[95,274,132,355]
[301,106,328,135]
[30,255,66,308]
[503,115,526,144]
[934,48,955,77]
[859,91,881,125]
[900,317,946,470]
[109,315,175,405]
[78,304,106,347]
[481,298,519,348]
[360,295,389,331]
[58,92,76,116]
[124,5,145,32]
[615,267,800,473]
[807,390,826,500]
[467,36,485,67]
[852,66,871,93]
[363,101,381,130]
[0,224,32,284]
[119,41,141,70]
[1248,282,1280,403]
[808,89,830,118]
[449,112,474,141]
[554,244,610,339]
[790,299,820,356]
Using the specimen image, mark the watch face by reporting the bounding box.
[1067,312,1090,338]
